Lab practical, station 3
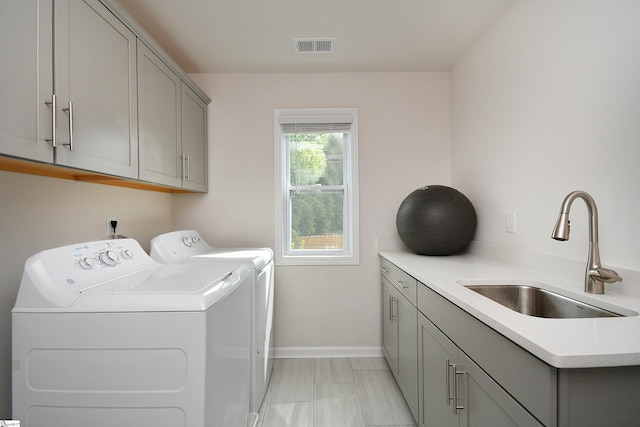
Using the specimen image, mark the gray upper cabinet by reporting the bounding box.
[0,0,53,163]
[138,41,208,192]
[138,41,182,187]
[1,0,210,192]
[54,0,138,178]
[180,83,208,192]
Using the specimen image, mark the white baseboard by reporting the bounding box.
[274,346,383,359]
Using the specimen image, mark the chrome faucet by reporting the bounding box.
[551,191,622,294]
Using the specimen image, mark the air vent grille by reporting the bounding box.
[294,38,336,54]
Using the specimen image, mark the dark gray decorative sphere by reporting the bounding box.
[396,185,477,255]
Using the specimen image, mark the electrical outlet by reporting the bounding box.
[107,216,118,237]
[506,211,516,233]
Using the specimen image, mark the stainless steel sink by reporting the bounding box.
[464,284,623,318]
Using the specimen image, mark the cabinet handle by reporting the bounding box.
[395,279,409,290]
[389,295,393,322]
[61,101,74,151]
[183,154,190,180]
[445,358,452,406]
[380,267,389,274]
[452,365,465,415]
[391,297,398,322]
[44,94,57,147]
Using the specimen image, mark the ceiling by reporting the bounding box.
[116,0,515,74]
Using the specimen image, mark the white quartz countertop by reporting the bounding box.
[380,250,640,369]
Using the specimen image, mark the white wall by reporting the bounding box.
[173,72,451,355]
[0,171,174,417]
[451,0,640,272]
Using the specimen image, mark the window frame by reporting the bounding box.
[274,108,359,266]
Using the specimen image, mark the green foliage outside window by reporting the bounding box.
[289,132,346,249]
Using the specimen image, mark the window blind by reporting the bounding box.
[281,122,351,134]
[279,111,353,134]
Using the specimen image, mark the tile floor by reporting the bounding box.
[257,357,416,427]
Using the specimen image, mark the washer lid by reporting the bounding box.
[192,248,273,269]
[150,230,273,269]
[81,263,235,294]
[15,263,248,313]
[69,263,248,312]
[14,238,250,312]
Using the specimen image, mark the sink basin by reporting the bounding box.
[464,284,623,318]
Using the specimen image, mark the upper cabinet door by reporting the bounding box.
[137,41,182,188]
[54,0,138,178]
[181,83,208,192]
[0,0,54,162]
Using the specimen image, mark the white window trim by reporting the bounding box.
[274,108,359,266]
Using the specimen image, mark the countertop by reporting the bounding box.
[380,250,640,369]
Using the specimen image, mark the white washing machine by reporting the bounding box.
[12,238,254,427]
[150,230,274,413]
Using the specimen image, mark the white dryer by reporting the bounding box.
[150,230,274,413]
[12,238,253,427]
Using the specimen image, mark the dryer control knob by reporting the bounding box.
[79,257,95,270]
[100,250,119,266]
[121,249,134,260]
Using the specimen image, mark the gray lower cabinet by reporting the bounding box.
[419,313,543,427]
[381,274,418,422]
[383,255,640,427]
[418,282,557,427]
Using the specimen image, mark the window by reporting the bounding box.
[274,108,359,265]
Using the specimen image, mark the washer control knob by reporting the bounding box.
[100,250,119,266]
[79,257,95,270]
[121,249,134,260]
[183,236,193,247]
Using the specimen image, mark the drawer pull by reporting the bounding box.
[395,279,409,290]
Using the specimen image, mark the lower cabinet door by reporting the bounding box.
[419,313,543,427]
[397,289,418,421]
[460,351,543,427]
[419,313,459,427]
[382,278,398,373]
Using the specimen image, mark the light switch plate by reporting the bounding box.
[506,211,516,233]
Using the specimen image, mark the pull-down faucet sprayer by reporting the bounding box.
[551,191,622,294]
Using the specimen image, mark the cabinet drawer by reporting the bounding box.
[380,257,417,305]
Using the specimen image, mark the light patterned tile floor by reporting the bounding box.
[257,358,416,427]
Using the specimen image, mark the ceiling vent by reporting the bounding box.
[293,38,336,54]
